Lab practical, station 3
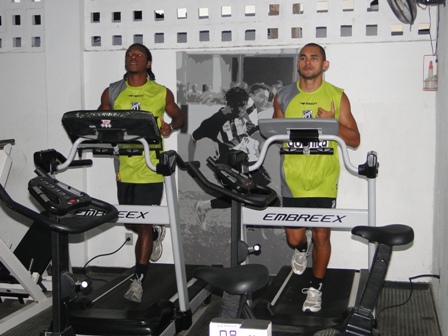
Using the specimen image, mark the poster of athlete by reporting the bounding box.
[176,51,298,272]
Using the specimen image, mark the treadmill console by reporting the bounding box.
[206,157,256,193]
[61,110,162,147]
[28,176,92,216]
[259,118,339,155]
[258,118,339,139]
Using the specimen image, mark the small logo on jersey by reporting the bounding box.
[288,140,329,149]
[131,102,141,110]
[100,120,112,128]
[303,110,313,118]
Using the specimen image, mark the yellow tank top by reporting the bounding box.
[112,79,166,183]
[279,81,343,198]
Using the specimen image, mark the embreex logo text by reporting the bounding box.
[263,213,346,223]
[75,209,149,219]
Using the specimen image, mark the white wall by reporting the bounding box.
[432,3,448,335]
[325,41,436,276]
[0,0,442,291]
[0,0,85,251]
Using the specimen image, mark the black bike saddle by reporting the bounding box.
[352,224,414,246]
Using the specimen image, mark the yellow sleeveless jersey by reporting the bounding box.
[111,79,166,184]
[278,81,343,198]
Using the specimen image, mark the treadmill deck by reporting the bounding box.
[69,263,209,336]
[252,266,368,332]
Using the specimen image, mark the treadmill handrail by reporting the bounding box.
[56,137,156,172]
[249,134,359,176]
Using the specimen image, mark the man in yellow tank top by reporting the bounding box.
[98,44,184,303]
[273,43,360,313]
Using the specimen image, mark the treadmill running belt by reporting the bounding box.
[69,263,206,335]
[253,267,360,330]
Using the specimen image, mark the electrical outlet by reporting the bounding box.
[125,233,133,245]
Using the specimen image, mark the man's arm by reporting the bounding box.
[160,89,185,136]
[187,136,197,161]
[316,93,360,148]
[334,93,360,148]
[98,88,112,110]
[272,96,285,119]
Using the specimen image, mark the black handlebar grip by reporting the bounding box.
[69,159,93,167]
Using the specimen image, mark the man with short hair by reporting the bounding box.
[273,43,360,313]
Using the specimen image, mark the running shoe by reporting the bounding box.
[302,286,322,313]
[291,229,312,275]
[124,278,143,303]
[195,200,208,230]
[150,225,166,262]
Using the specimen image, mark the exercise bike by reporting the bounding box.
[182,153,277,320]
[0,152,118,336]
[0,139,53,334]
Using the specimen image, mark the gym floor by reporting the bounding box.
[0,271,441,336]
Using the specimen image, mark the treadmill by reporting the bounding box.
[55,110,211,336]
[220,118,378,333]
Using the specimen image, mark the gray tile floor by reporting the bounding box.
[376,284,441,336]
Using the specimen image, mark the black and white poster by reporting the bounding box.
[176,51,299,273]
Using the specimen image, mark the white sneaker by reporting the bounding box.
[124,278,143,303]
[302,286,322,313]
[291,229,312,275]
[195,201,208,229]
[150,226,166,262]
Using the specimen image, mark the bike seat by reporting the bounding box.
[352,224,414,246]
[193,264,269,295]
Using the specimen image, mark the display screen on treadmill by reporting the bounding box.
[258,118,339,138]
[61,110,162,145]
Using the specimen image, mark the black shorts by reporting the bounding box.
[117,181,163,206]
[282,197,336,209]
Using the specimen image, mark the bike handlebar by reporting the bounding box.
[177,154,277,209]
[0,176,118,234]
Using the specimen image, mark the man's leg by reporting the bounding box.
[301,227,331,313]
[285,227,312,275]
[195,197,231,229]
[283,198,312,275]
[311,227,331,279]
[302,198,335,313]
[119,182,163,303]
[283,197,334,312]
[285,227,307,247]
[122,223,153,303]
[133,224,154,274]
